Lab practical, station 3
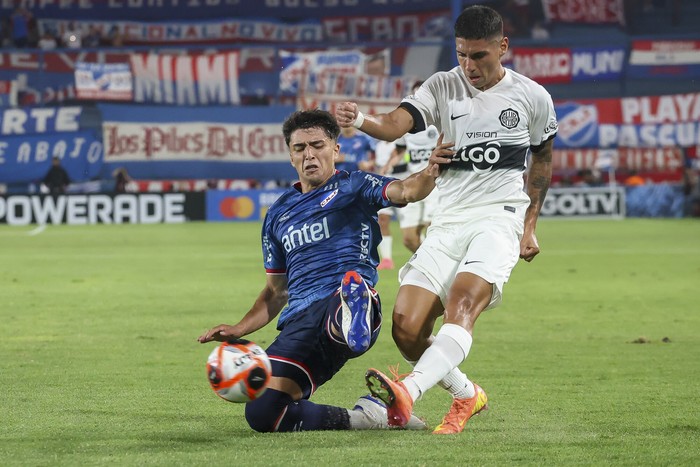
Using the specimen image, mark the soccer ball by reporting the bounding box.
[206,339,272,403]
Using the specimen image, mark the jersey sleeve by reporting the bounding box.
[398,74,441,133]
[529,85,558,150]
[261,210,286,274]
[351,171,399,209]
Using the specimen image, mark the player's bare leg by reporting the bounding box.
[400,226,422,253]
[377,213,394,270]
[377,272,491,432]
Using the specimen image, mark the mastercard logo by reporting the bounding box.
[219,196,255,219]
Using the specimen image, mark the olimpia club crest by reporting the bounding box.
[499,108,519,129]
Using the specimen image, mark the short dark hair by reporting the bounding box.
[282,109,340,147]
[454,5,503,41]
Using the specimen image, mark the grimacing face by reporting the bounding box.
[289,127,339,192]
[455,36,508,91]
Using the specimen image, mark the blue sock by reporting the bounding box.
[245,389,350,432]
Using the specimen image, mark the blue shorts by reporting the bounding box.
[265,288,382,400]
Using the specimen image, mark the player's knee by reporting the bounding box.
[244,389,292,433]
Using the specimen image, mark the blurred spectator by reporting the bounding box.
[43,157,71,195]
[107,25,124,47]
[624,170,646,186]
[530,21,550,40]
[575,169,604,187]
[10,3,32,48]
[683,148,700,217]
[0,17,10,47]
[112,167,132,193]
[365,53,388,76]
[62,22,82,49]
[38,30,57,50]
[83,25,102,48]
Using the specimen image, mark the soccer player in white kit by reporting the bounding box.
[335,4,557,434]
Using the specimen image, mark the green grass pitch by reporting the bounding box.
[1,219,699,465]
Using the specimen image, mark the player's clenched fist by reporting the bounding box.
[335,102,359,128]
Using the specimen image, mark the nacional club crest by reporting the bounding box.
[499,108,519,129]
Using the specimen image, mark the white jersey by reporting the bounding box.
[374,140,397,170]
[396,125,440,174]
[400,67,558,222]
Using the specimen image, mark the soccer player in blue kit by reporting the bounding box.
[198,109,446,432]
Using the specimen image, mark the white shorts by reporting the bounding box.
[398,206,524,309]
[378,206,395,217]
[397,188,440,229]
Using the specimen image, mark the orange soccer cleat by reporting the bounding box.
[432,383,488,435]
[365,367,414,427]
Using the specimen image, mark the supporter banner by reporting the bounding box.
[131,52,240,105]
[510,46,625,84]
[0,49,276,104]
[75,62,132,101]
[628,40,700,78]
[0,71,75,106]
[0,106,83,135]
[0,192,205,226]
[541,0,625,25]
[297,71,415,114]
[206,189,285,222]
[39,18,322,45]
[6,0,447,21]
[540,186,625,218]
[553,148,685,172]
[0,79,17,107]
[554,93,700,149]
[99,104,297,180]
[280,49,384,95]
[0,131,103,184]
[321,10,451,42]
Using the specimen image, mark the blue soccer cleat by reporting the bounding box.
[340,271,373,353]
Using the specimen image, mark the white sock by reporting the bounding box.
[404,324,473,401]
[438,368,475,399]
[406,339,475,399]
[378,236,393,260]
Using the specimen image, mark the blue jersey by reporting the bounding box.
[262,170,398,327]
[337,132,375,172]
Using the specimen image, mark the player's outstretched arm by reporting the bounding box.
[198,275,288,343]
[386,133,454,204]
[521,138,554,262]
[335,102,414,142]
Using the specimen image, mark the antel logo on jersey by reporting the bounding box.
[281,217,331,253]
[499,108,520,129]
[556,102,598,147]
[452,141,501,174]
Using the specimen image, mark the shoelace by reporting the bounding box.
[387,363,411,382]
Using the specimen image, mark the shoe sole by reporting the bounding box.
[341,271,371,353]
[365,369,410,427]
[365,369,394,407]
